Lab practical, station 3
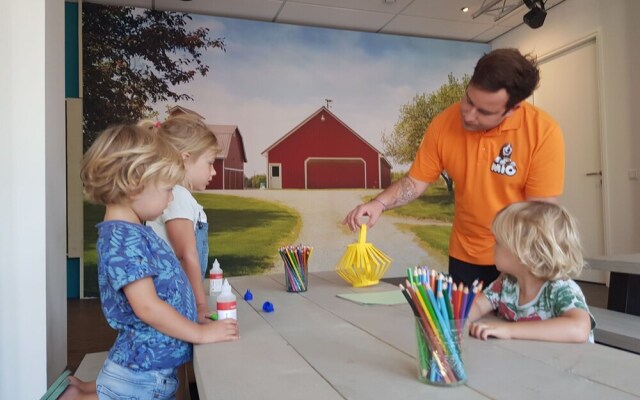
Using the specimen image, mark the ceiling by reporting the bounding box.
[82,0,565,43]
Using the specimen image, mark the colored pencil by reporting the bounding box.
[399,266,486,384]
[279,244,312,292]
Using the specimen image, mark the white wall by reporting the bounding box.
[0,0,67,397]
[492,0,640,254]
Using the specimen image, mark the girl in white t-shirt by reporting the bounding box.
[145,115,218,323]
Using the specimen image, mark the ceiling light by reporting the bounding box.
[523,0,547,29]
[461,7,469,13]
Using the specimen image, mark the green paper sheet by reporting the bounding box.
[337,290,406,305]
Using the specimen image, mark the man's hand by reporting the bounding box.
[342,200,385,232]
[342,175,430,232]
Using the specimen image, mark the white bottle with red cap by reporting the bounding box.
[209,259,223,296]
[216,279,237,320]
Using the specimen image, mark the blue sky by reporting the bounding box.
[152,14,489,176]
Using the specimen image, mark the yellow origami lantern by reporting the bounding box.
[335,224,392,287]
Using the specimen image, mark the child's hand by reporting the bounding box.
[196,304,213,324]
[469,321,512,340]
[199,319,240,344]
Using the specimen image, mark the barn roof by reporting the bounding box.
[167,105,205,119]
[208,124,248,163]
[261,106,392,166]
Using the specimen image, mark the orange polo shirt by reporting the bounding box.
[409,101,564,265]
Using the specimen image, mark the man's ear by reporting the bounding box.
[503,102,521,117]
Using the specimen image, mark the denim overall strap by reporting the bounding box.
[195,219,209,279]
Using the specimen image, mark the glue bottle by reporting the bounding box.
[216,279,237,320]
[209,258,223,296]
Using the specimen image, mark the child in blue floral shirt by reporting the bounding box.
[80,124,239,399]
[467,201,595,343]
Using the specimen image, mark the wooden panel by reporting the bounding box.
[222,275,482,399]
[66,98,83,257]
[195,272,640,399]
[196,290,341,400]
[591,307,640,354]
[585,254,640,274]
[306,272,640,399]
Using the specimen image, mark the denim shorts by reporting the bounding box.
[96,358,179,400]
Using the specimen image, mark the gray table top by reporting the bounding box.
[585,253,640,274]
[195,271,640,400]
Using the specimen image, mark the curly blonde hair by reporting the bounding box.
[155,114,218,159]
[491,201,584,280]
[81,124,185,205]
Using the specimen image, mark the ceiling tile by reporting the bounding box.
[284,0,414,13]
[277,2,394,32]
[382,15,494,42]
[80,0,153,9]
[403,0,494,23]
[154,0,283,21]
[471,24,516,42]
[80,0,567,43]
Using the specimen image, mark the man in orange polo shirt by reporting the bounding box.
[343,48,564,287]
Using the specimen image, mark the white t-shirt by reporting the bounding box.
[147,185,206,245]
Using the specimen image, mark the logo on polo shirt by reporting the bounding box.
[491,143,517,176]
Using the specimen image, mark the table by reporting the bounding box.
[586,253,640,316]
[195,272,640,399]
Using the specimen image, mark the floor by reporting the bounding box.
[67,298,116,373]
[576,280,609,308]
[67,280,608,398]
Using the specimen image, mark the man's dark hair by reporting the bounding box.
[469,48,540,110]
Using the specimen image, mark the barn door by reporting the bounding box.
[531,37,607,283]
[269,163,282,189]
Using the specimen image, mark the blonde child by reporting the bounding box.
[467,201,595,343]
[145,115,217,323]
[80,124,239,399]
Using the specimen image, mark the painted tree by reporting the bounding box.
[82,3,225,148]
[382,74,470,192]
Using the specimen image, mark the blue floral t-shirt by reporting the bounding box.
[97,220,197,370]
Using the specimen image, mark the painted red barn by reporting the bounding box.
[168,106,247,189]
[206,124,247,190]
[262,107,392,189]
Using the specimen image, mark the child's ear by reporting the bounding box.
[181,152,190,161]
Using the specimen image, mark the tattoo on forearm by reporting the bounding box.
[390,177,419,207]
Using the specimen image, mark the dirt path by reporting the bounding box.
[207,189,447,278]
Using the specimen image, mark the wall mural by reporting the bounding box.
[81,2,490,295]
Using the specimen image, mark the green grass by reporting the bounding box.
[400,224,452,266]
[194,193,300,276]
[387,183,454,222]
[366,180,455,261]
[83,186,454,297]
[83,194,299,297]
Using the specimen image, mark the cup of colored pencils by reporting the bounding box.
[399,266,483,386]
[279,244,313,293]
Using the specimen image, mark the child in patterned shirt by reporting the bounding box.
[467,201,595,343]
[78,124,239,399]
